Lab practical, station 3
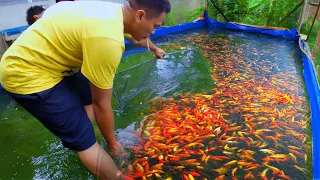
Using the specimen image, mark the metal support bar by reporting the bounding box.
[298,0,309,32]
[208,0,230,22]
[206,0,208,11]
[312,25,320,59]
[310,2,320,6]
[277,0,304,26]
[307,2,320,41]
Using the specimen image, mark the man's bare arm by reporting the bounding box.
[89,83,121,152]
[126,37,166,59]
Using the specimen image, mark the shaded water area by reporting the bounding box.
[0,28,312,179]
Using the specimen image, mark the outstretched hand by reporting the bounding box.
[108,141,128,157]
[153,47,166,59]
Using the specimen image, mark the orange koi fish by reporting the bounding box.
[171,166,185,170]
[145,170,164,175]
[215,175,225,180]
[133,157,148,166]
[273,170,291,180]
[150,163,163,170]
[181,174,189,180]
[232,167,238,176]
[175,153,191,158]
[201,153,207,162]
[184,149,202,155]
[135,163,144,173]
[122,174,135,180]
[228,125,242,131]
[144,141,152,150]
[166,136,180,144]
[189,171,201,177]
[260,168,269,180]
[129,172,144,179]
[205,147,218,152]
[288,149,304,158]
[244,155,256,162]
[244,171,254,179]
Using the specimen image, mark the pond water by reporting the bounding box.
[0,28,312,179]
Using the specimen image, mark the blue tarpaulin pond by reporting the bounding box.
[0,11,319,180]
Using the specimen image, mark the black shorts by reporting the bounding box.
[7,73,96,151]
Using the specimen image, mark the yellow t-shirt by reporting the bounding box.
[0,1,125,94]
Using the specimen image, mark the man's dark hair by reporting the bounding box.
[128,0,171,18]
[26,5,45,25]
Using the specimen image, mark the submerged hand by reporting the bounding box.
[153,47,166,59]
[108,141,128,157]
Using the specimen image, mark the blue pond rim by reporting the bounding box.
[0,11,320,179]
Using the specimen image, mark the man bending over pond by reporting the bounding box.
[0,0,170,179]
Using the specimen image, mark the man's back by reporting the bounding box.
[0,1,125,95]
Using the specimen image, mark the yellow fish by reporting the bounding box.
[223,160,238,166]
[289,153,297,163]
[259,141,269,148]
[293,165,308,173]
[270,154,287,159]
[214,167,228,175]
[259,149,275,154]
[265,164,279,171]
[288,145,301,150]
[188,174,195,180]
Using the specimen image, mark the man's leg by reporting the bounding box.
[78,142,121,180]
[68,73,126,172]
[68,73,96,123]
[84,104,95,123]
[7,79,120,179]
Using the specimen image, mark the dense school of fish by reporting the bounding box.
[120,32,311,180]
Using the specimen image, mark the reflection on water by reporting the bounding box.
[113,49,213,113]
[0,28,312,179]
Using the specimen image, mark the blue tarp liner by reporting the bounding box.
[1,11,320,179]
[1,25,29,36]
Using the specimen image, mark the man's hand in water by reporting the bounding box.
[108,140,128,157]
[126,36,166,59]
[153,47,166,59]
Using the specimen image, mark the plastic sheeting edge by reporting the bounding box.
[203,11,299,41]
[300,40,320,180]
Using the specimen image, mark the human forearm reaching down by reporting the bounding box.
[126,37,166,59]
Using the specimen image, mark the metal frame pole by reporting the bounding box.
[298,0,309,32]
[208,0,229,22]
[307,2,320,41]
[277,0,304,27]
[206,0,208,11]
